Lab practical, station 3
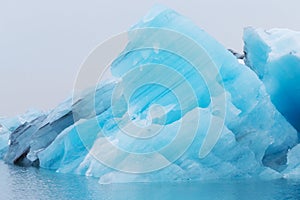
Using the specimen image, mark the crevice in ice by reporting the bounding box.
[262,148,289,172]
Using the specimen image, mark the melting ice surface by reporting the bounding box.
[1,7,300,184]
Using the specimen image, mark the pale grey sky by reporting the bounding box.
[1,0,299,116]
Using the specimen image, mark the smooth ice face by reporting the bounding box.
[244,28,300,133]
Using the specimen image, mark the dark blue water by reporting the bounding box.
[0,161,300,200]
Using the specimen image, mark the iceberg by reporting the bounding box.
[1,7,300,183]
[244,28,300,133]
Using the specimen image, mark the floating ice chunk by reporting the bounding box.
[2,7,299,183]
[36,7,298,182]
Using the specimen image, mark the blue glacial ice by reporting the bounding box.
[1,7,300,183]
[0,124,10,159]
[283,144,300,178]
[244,28,300,133]
[0,110,43,160]
[2,110,47,165]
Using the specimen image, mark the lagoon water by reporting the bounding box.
[0,161,300,200]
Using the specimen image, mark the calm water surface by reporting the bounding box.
[0,161,300,200]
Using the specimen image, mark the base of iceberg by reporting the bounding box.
[0,6,299,184]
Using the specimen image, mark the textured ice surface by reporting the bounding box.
[283,144,300,178]
[0,110,44,161]
[3,82,115,166]
[36,7,297,183]
[1,7,300,183]
[244,28,300,132]
[0,117,22,133]
[4,111,46,165]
